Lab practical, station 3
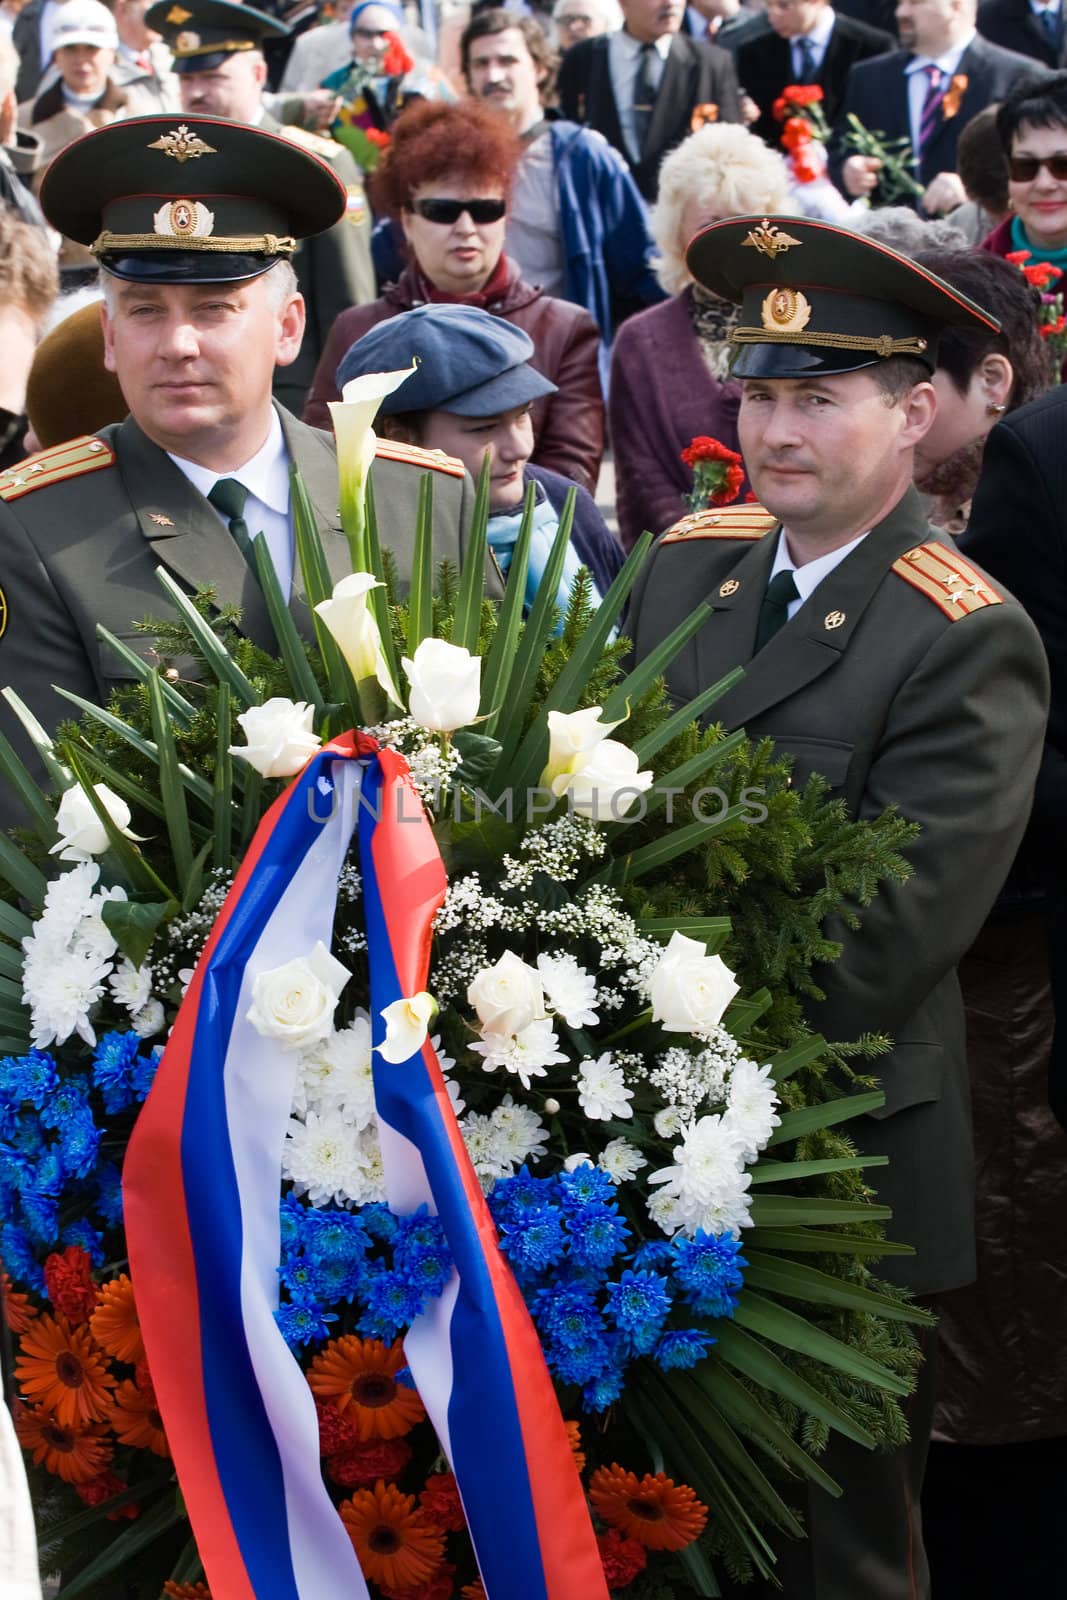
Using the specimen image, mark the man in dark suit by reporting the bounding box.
[834,0,1043,211]
[977,0,1065,66]
[629,213,1049,1597]
[557,0,742,199]
[736,0,893,145]
[963,388,1067,1130]
[0,114,487,817]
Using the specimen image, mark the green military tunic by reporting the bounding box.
[0,406,496,801]
[630,490,1050,1297]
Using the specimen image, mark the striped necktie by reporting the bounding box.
[918,63,946,153]
[797,35,817,83]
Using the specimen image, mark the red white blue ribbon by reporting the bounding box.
[125,733,608,1600]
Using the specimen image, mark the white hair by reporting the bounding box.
[650,123,793,295]
[99,257,299,310]
[552,0,623,25]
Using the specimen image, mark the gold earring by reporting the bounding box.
[987,402,1007,415]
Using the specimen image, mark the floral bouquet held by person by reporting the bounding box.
[774,85,855,221]
[0,367,930,1598]
[680,435,747,512]
[1006,248,1067,383]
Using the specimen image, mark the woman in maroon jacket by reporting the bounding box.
[608,123,792,551]
[303,99,605,495]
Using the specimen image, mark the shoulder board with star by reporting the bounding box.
[373,438,466,479]
[277,124,341,161]
[0,435,115,503]
[660,504,778,544]
[892,542,1004,619]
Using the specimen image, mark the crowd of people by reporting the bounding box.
[1,0,1067,1597]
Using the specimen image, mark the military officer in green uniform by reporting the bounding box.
[629,218,1050,1600]
[0,113,488,812]
[145,0,375,414]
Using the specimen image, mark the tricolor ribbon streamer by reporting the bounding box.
[124,733,609,1600]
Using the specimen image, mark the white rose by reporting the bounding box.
[314,573,401,703]
[401,638,482,734]
[557,737,654,820]
[50,782,139,861]
[246,941,350,1051]
[649,931,739,1038]
[467,950,545,1038]
[379,990,437,1064]
[229,698,322,779]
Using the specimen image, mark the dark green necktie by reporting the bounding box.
[633,43,657,152]
[207,476,254,566]
[754,568,799,653]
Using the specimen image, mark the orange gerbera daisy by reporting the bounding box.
[14,1405,113,1484]
[308,1337,425,1440]
[588,1464,708,1551]
[110,1378,169,1456]
[565,1419,585,1475]
[15,1314,116,1428]
[460,1584,487,1600]
[340,1481,445,1590]
[1,1271,38,1335]
[90,1274,145,1365]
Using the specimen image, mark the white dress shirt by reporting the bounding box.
[904,31,974,157]
[791,6,836,82]
[609,29,673,163]
[167,408,295,596]
[769,526,868,621]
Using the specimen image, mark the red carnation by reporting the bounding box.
[419,1471,467,1533]
[365,127,391,149]
[325,1435,412,1487]
[76,1472,140,1521]
[1023,261,1063,288]
[598,1529,648,1589]
[316,1396,360,1456]
[785,83,824,106]
[43,1247,98,1325]
[711,462,746,506]
[1005,249,1032,265]
[780,116,813,152]
[680,436,742,469]
[381,32,414,76]
[380,1563,457,1600]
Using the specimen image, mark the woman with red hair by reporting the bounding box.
[303,99,605,494]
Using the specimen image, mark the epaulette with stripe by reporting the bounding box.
[373,438,466,479]
[0,435,114,503]
[277,124,340,161]
[892,542,1004,619]
[660,504,777,544]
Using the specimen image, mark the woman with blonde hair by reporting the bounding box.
[609,122,791,551]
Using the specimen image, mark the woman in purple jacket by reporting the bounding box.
[608,124,793,552]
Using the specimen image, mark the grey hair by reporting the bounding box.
[99,258,299,310]
[850,207,968,258]
[552,0,622,23]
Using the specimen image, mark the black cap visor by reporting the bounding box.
[98,248,278,284]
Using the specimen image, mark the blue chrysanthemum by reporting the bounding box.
[1,1221,44,1291]
[632,1239,675,1273]
[57,1113,102,1181]
[94,1162,124,1229]
[1,1051,59,1112]
[605,1269,672,1354]
[533,1283,603,1350]
[550,1335,613,1387]
[279,1258,316,1297]
[672,1231,747,1319]
[490,1167,554,1224]
[303,1207,369,1265]
[92,1032,142,1114]
[132,1048,162,1103]
[275,1300,337,1351]
[20,1189,60,1247]
[565,1201,630,1271]
[498,1203,566,1277]
[307,1253,365,1303]
[62,1219,105,1266]
[359,1268,424,1342]
[279,1193,307,1256]
[655,1328,716,1370]
[558,1163,616,1210]
[360,1203,399,1243]
[582,1367,626,1413]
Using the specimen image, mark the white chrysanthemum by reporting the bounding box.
[654,1105,685,1139]
[281,1109,364,1207]
[346,1121,387,1204]
[25,947,114,1048]
[598,1137,648,1184]
[30,862,101,947]
[648,1112,751,1237]
[110,957,153,1014]
[491,1093,549,1167]
[314,1014,376,1127]
[576,1053,634,1121]
[440,1073,466,1118]
[469,1017,568,1090]
[432,1033,455,1076]
[132,999,165,1038]
[537,953,600,1029]
[461,1109,510,1186]
[75,885,126,963]
[723,1058,781,1161]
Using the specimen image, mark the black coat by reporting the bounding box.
[557,31,742,200]
[12,0,46,104]
[962,388,1067,1128]
[735,12,894,146]
[977,0,1067,67]
[832,32,1046,194]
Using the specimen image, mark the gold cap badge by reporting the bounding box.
[166,5,193,19]
[742,218,802,259]
[761,287,812,334]
[148,123,216,163]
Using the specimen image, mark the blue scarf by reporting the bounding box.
[486,487,596,630]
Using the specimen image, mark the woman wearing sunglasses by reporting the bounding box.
[304,98,605,495]
[981,72,1067,377]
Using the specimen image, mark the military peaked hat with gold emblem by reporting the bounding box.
[685,215,1000,379]
[144,0,287,73]
[39,115,346,283]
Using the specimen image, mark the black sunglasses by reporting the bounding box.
[1009,152,1067,182]
[411,197,507,225]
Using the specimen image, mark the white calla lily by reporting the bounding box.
[379,990,438,1064]
[328,363,417,561]
[315,572,402,705]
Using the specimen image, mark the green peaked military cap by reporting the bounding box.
[685,214,1001,379]
[39,115,347,284]
[144,0,288,73]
